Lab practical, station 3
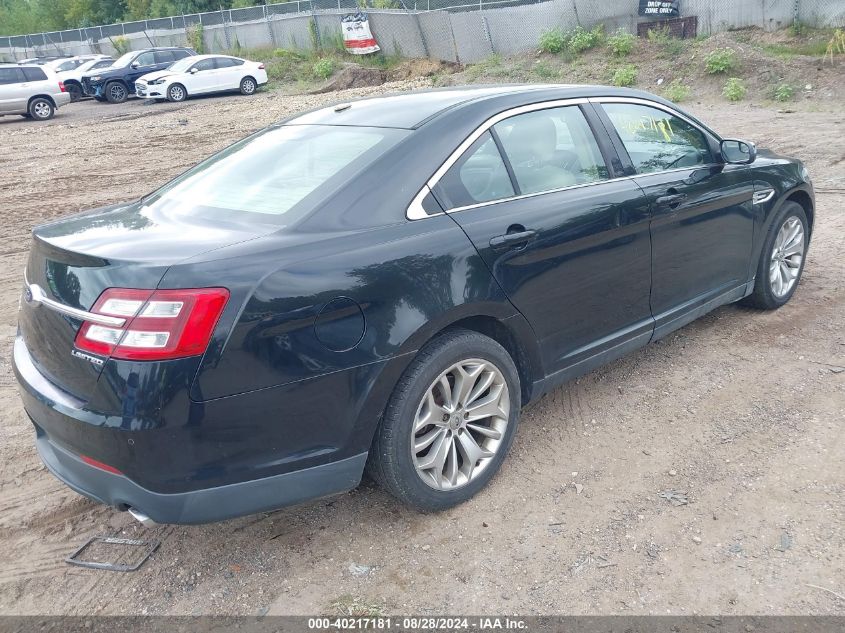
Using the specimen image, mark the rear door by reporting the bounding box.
[435,102,653,377]
[213,57,244,90]
[0,66,27,113]
[595,100,754,335]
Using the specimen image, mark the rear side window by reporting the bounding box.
[434,132,515,209]
[0,67,24,84]
[171,50,191,60]
[602,102,712,173]
[494,106,608,194]
[154,51,175,64]
[91,60,113,70]
[143,125,408,223]
[215,57,244,68]
[22,67,48,81]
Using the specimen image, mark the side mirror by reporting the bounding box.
[721,138,757,165]
[189,67,199,74]
[130,61,139,69]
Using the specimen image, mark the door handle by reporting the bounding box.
[489,229,537,250]
[655,192,687,209]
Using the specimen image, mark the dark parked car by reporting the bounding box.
[81,47,195,103]
[14,86,813,525]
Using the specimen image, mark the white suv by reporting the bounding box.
[0,64,71,120]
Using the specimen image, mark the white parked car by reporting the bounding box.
[54,56,114,101]
[135,54,267,102]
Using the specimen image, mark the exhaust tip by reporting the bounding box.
[127,507,156,527]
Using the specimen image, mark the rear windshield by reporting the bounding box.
[142,125,408,224]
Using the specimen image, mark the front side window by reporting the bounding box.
[434,131,515,209]
[602,102,712,174]
[143,125,408,222]
[192,59,215,72]
[494,106,609,194]
[134,52,156,66]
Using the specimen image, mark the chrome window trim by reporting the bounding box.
[23,276,126,328]
[405,95,723,221]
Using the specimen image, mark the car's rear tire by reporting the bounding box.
[741,200,809,310]
[105,81,128,104]
[167,83,187,102]
[28,97,54,121]
[239,76,257,95]
[367,328,521,511]
[66,82,83,102]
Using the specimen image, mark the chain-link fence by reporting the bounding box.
[2,0,844,63]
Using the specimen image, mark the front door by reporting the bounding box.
[597,101,755,336]
[435,104,653,377]
[186,58,219,93]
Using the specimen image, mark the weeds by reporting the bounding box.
[664,79,691,102]
[607,28,635,57]
[611,64,637,87]
[539,28,566,54]
[313,58,335,80]
[824,28,845,63]
[705,48,738,73]
[112,35,130,55]
[772,82,795,101]
[533,60,558,79]
[569,25,604,53]
[722,77,747,101]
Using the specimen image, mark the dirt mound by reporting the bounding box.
[310,65,386,94]
[387,58,461,80]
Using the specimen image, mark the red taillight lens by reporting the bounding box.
[74,287,229,361]
[59,81,66,92]
[81,455,123,475]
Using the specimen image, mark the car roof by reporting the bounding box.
[286,84,676,130]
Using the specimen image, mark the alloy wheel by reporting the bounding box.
[412,359,510,490]
[169,85,185,101]
[242,79,256,94]
[109,84,126,102]
[769,215,805,297]
[31,101,52,119]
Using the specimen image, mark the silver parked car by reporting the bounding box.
[0,63,71,121]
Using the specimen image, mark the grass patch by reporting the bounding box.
[533,60,559,80]
[331,596,385,617]
[722,77,747,101]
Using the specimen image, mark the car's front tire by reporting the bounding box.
[105,81,128,104]
[742,200,809,310]
[239,76,257,95]
[367,328,521,511]
[167,83,187,102]
[28,97,54,121]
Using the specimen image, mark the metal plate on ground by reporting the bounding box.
[66,536,160,572]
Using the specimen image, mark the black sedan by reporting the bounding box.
[14,85,814,524]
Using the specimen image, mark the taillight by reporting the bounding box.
[74,287,229,361]
[58,81,66,92]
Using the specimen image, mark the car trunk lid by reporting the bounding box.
[18,201,271,401]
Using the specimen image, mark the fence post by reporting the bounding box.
[221,7,232,50]
[792,0,800,25]
[264,5,278,48]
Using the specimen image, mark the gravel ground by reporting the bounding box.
[0,84,843,616]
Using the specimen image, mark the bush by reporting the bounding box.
[647,26,670,46]
[705,48,738,74]
[772,82,795,101]
[112,35,130,56]
[611,65,637,87]
[664,79,691,102]
[539,28,567,54]
[313,58,335,80]
[569,24,604,54]
[185,24,204,54]
[722,77,747,101]
[607,29,635,57]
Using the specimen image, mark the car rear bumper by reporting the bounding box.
[13,335,369,523]
[35,430,366,524]
[55,93,71,108]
